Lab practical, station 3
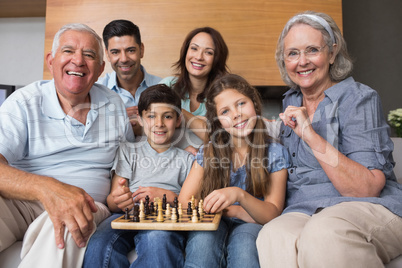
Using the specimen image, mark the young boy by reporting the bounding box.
[83,84,194,268]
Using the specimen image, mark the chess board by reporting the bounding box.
[111,211,222,231]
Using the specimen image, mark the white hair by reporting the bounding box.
[51,23,104,64]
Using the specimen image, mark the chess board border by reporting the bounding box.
[111,212,222,231]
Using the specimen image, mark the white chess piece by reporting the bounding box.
[191,209,198,223]
[139,208,145,220]
[178,203,183,217]
[171,208,177,222]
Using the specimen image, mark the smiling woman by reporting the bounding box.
[158,27,229,144]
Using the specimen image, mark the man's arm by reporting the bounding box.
[182,109,208,142]
[0,154,97,249]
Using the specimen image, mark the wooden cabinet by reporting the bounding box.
[0,0,46,18]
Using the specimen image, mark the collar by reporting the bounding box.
[42,80,67,119]
[283,77,355,104]
[108,65,150,92]
[143,139,174,156]
[140,65,153,88]
[42,80,109,119]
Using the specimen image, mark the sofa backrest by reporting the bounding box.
[391,137,402,184]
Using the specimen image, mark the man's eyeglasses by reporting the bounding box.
[284,45,327,62]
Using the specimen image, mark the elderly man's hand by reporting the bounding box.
[39,180,97,249]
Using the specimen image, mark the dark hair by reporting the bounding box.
[172,27,229,103]
[200,74,272,199]
[138,84,182,117]
[102,20,141,50]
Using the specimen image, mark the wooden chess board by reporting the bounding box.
[111,211,222,231]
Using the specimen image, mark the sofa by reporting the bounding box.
[1,135,402,268]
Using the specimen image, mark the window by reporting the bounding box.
[0,85,16,106]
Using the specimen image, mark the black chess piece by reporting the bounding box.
[187,202,192,215]
[162,194,167,210]
[150,202,155,214]
[173,197,178,209]
[144,195,150,215]
[124,207,130,220]
[144,201,150,215]
[132,205,140,222]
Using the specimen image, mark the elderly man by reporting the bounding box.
[0,23,133,267]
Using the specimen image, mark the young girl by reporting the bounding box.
[179,74,291,267]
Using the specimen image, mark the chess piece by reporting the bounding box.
[166,204,171,216]
[139,208,145,220]
[124,207,130,220]
[171,208,177,222]
[191,209,199,223]
[132,205,140,222]
[162,194,167,210]
[139,201,145,220]
[191,195,195,210]
[173,197,179,209]
[178,203,183,218]
[150,202,155,214]
[198,201,204,217]
[198,206,204,221]
[144,195,150,215]
[144,201,150,215]
[187,202,192,215]
[156,201,164,222]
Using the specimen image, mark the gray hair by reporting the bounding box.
[276,11,353,88]
[51,23,104,64]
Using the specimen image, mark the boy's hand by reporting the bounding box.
[111,178,134,211]
[132,186,177,204]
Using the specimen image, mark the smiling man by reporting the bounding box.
[98,20,161,134]
[0,23,134,267]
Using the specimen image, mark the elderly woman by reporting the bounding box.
[256,11,402,267]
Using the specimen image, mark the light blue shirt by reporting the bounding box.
[281,77,402,216]
[159,76,207,116]
[0,80,134,203]
[97,65,161,108]
[195,142,291,198]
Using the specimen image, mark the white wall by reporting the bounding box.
[0,17,45,86]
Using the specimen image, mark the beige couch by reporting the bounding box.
[1,136,401,268]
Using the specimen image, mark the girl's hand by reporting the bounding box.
[203,187,242,214]
[279,106,315,142]
[110,178,134,211]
